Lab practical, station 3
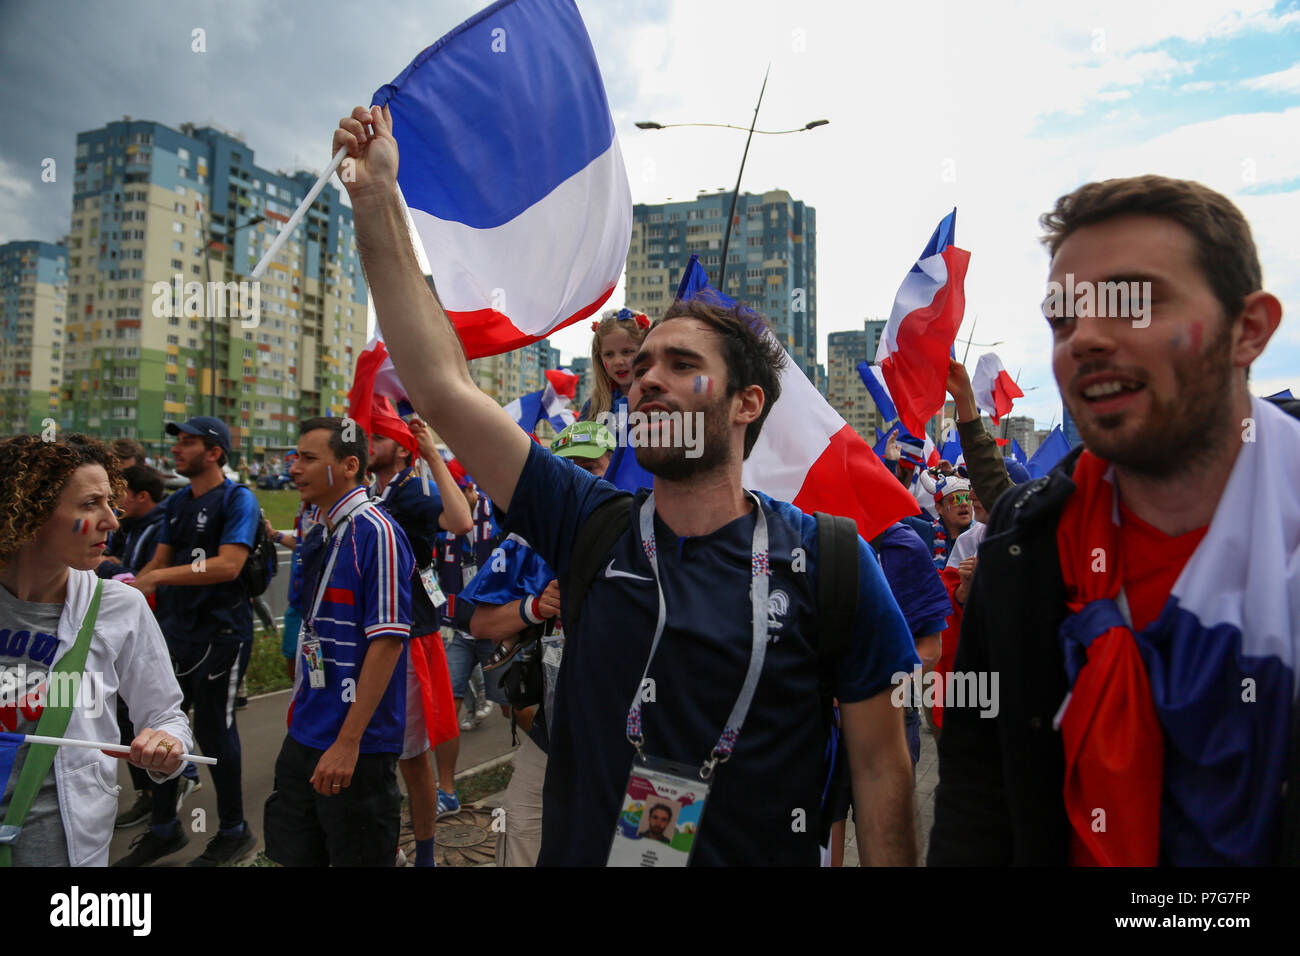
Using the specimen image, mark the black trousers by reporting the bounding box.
[263,735,400,867]
[151,640,245,831]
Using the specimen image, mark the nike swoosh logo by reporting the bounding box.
[604,560,652,582]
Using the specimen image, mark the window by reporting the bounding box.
[167,335,179,345]
[178,148,190,162]
[172,222,183,233]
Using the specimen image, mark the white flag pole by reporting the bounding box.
[19,733,217,766]
[249,145,348,281]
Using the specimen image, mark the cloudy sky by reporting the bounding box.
[3,0,1297,428]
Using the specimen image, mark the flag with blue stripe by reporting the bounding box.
[372,0,630,358]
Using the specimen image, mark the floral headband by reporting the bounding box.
[591,308,650,332]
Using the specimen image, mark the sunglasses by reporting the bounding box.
[946,492,972,505]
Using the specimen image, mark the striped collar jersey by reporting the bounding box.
[289,485,415,754]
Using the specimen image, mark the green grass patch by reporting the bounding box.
[245,627,293,696]
[253,488,302,531]
[459,762,514,804]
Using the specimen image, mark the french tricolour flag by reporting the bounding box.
[971,352,1023,425]
[505,369,579,436]
[875,209,970,438]
[677,256,920,541]
[372,0,631,359]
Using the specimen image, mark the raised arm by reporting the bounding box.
[333,105,532,511]
[946,360,1013,508]
[409,416,472,535]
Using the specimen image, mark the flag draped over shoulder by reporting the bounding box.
[875,209,970,438]
[676,255,920,541]
[372,0,631,359]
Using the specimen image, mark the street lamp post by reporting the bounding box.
[636,74,827,292]
[203,214,264,419]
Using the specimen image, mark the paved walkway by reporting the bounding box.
[841,723,938,867]
[110,688,517,866]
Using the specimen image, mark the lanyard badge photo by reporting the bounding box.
[606,492,770,867]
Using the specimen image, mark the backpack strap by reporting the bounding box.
[560,493,636,634]
[812,513,860,847]
[0,579,103,866]
[814,513,859,669]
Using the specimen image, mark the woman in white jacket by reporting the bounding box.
[0,433,192,866]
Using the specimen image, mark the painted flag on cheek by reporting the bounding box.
[371,0,631,359]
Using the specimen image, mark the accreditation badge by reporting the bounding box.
[419,564,447,608]
[607,754,710,867]
[302,635,326,689]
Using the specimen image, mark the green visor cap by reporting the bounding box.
[551,419,617,459]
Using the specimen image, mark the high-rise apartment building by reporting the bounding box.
[980,413,1038,458]
[569,356,593,413]
[1000,415,1038,455]
[623,189,817,379]
[467,339,560,406]
[0,241,67,434]
[825,320,888,442]
[61,117,367,459]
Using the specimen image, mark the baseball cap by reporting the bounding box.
[551,420,616,459]
[165,416,232,455]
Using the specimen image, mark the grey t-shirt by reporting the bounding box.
[0,583,71,866]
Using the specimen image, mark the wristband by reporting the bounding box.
[520,594,545,625]
[274,531,283,544]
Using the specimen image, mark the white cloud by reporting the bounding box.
[1241,63,1300,94]
[544,0,1300,429]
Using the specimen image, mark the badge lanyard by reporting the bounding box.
[304,514,354,636]
[625,491,769,781]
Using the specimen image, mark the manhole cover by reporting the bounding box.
[439,820,489,848]
[399,805,498,867]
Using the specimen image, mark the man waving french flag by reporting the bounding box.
[875,210,971,438]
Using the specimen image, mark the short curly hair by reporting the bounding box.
[0,433,126,569]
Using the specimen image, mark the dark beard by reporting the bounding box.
[1067,320,1236,478]
[635,397,732,482]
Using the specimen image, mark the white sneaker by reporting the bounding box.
[175,777,202,814]
[396,847,409,867]
[474,698,495,721]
